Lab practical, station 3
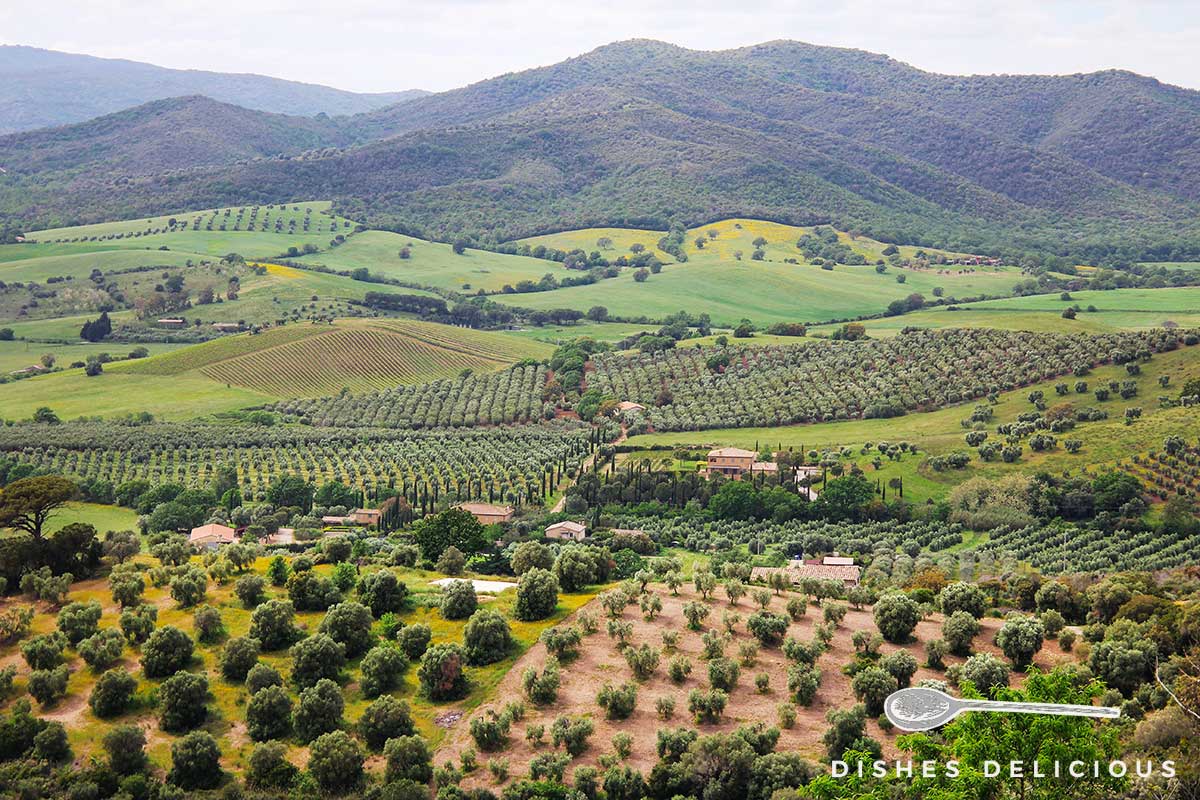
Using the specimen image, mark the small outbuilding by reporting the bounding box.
[545,520,587,541]
[189,523,237,550]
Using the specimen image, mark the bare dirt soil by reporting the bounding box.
[436,581,1074,788]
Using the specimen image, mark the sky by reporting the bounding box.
[2,0,1198,93]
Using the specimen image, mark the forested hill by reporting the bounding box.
[0,45,427,134]
[3,39,1200,261]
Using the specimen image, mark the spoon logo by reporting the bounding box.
[884,687,1121,732]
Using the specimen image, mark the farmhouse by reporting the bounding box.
[188,523,237,550]
[455,502,515,525]
[751,559,861,588]
[545,520,587,541]
[212,322,244,332]
[350,508,382,526]
[616,401,646,413]
[9,364,47,375]
[156,318,186,328]
[700,447,785,479]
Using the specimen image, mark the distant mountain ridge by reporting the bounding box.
[2,39,1199,261]
[0,45,427,133]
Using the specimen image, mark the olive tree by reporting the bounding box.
[463,608,513,665]
[873,594,921,643]
[515,568,559,621]
[995,614,1045,668]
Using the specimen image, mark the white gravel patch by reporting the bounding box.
[430,578,517,594]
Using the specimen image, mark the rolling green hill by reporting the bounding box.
[510,218,1019,326]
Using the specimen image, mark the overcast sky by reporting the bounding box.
[3,0,1198,93]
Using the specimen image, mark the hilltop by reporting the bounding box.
[0,45,427,134]
[2,40,1199,260]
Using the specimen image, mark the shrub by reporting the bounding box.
[192,604,225,644]
[57,600,102,645]
[360,644,408,698]
[995,614,1045,668]
[385,735,434,784]
[1059,628,1077,651]
[707,657,740,691]
[90,668,137,718]
[168,730,222,790]
[290,634,346,689]
[787,665,820,705]
[119,603,156,644]
[436,545,466,575]
[656,695,676,719]
[234,573,267,608]
[512,541,555,575]
[683,601,711,630]
[318,601,376,659]
[78,628,125,671]
[246,684,293,741]
[938,582,987,618]
[943,610,982,656]
[142,626,194,677]
[822,601,848,627]
[515,568,559,620]
[623,643,660,680]
[747,611,789,646]
[34,721,71,763]
[357,569,409,617]
[596,682,638,720]
[419,643,469,700]
[741,640,760,666]
[398,622,432,659]
[464,608,514,665]
[550,715,594,756]
[295,678,345,743]
[159,670,209,732]
[540,626,583,660]
[925,638,949,669]
[359,694,415,750]
[104,724,146,775]
[287,570,341,611]
[470,709,512,751]
[522,657,561,705]
[960,653,1010,695]
[668,655,693,683]
[786,597,807,620]
[246,663,284,695]
[249,599,301,651]
[879,650,918,688]
[169,568,208,608]
[246,741,299,790]
[22,631,68,670]
[873,593,921,643]
[308,730,364,794]
[688,688,728,723]
[219,635,261,681]
[441,580,479,620]
[1040,610,1066,638]
[822,705,873,761]
[851,667,898,716]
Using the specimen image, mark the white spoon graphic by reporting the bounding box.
[884,687,1121,732]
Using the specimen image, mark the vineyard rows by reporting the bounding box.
[371,319,550,362]
[124,326,327,376]
[199,326,513,396]
[592,328,1196,431]
[0,422,593,505]
[269,364,552,427]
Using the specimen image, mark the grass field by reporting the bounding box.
[0,248,206,282]
[626,343,1200,501]
[0,340,187,373]
[511,219,1019,326]
[295,230,561,293]
[808,287,1200,337]
[521,219,977,266]
[1,319,552,419]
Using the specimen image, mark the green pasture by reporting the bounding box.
[0,340,186,373]
[295,230,559,293]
